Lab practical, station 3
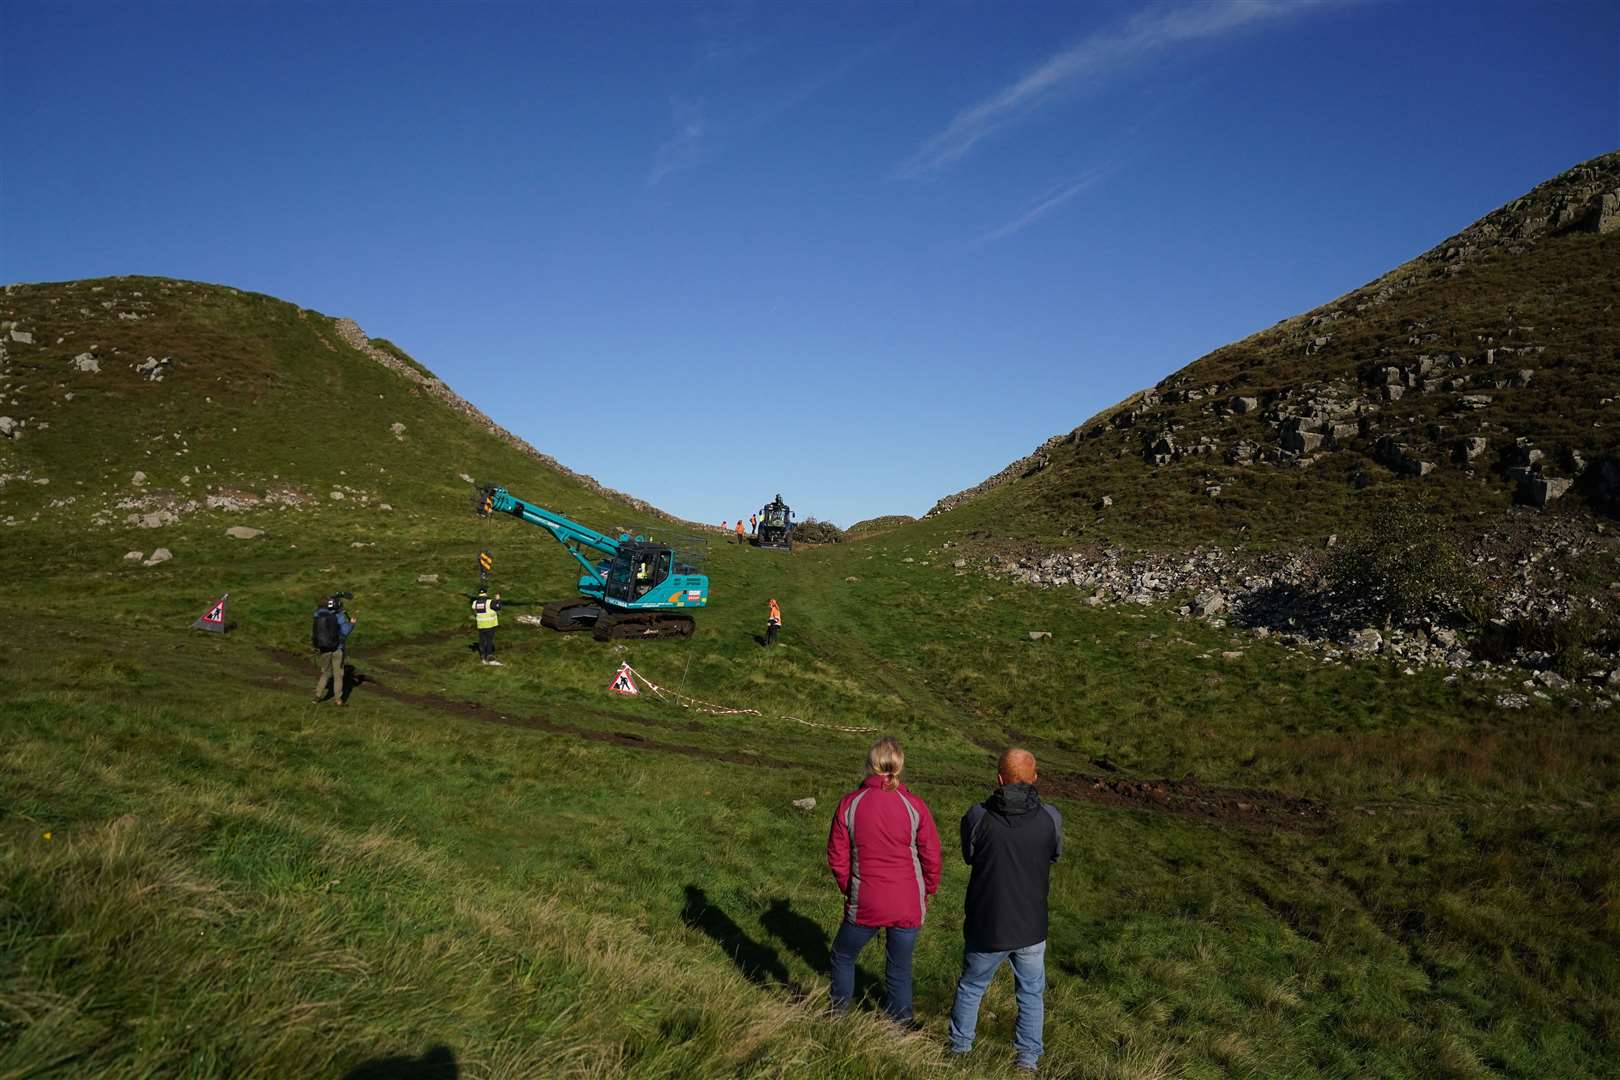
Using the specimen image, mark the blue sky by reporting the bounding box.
[3,1,1615,526]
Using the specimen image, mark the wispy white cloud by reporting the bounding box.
[977,167,1112,244]
[647,99,707,187]
[648,18,920,189]
[899,0,1336,178]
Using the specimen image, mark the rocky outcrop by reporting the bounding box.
[975,518,1619,701]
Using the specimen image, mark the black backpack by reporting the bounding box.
[312,608,340,651]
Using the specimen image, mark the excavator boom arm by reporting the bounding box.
[480,486,619,585]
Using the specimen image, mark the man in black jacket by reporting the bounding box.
[948,747,1062,1072]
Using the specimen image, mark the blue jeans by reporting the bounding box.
[948,940,1047,1066]
[828,920,919,1020]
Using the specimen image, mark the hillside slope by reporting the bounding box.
[1,277,1616,1078]
[0,276,704,588]
[927,152,1620,549]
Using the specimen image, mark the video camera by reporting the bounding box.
[328,590,355,609]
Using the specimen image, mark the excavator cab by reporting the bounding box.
[757,494,794,551]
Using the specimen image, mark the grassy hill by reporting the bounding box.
[926,152,1620,552]
[2,274,1618,1078]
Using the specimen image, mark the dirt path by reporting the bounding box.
[1043,770,1332,832]
[263,645,1332,831]
[262,648,804,771]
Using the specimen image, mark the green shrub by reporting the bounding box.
[792,517,845,544]
[1475,606,1619,677]
[1326,500,1475,629]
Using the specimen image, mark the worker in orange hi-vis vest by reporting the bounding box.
[766,598,782,646]
[750,513,758,535]
[737,519,747,546]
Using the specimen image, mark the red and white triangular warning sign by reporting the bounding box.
[191,593,230,634]
[608,662,639,696]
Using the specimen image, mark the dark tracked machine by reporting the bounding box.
[476,485,708,640]
[756,493,794,551]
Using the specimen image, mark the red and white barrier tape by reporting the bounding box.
[623,665,880,734]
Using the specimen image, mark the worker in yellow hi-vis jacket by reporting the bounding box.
[472,587,503,666]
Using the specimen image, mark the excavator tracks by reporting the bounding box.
[540,598,603,632]
[592,610,697,641]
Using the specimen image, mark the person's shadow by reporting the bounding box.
[681,885,790,987]
[344,1043,458,1079]
[760,897,877,1005]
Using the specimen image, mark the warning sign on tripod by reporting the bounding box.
[191,593,231,634]
[608,662,639,696]
[601,661,877,733]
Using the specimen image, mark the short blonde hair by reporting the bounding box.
[867,737,905,791]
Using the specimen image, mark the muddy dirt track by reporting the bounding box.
[263,646,1332,833]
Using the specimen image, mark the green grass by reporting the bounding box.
[2,275,1618,1078]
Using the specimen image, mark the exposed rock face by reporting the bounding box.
[976,515,1616,693]
[925,153,1620,524]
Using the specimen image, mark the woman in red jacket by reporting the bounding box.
[826,737,942,1022]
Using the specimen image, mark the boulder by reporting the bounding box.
[71,352,100,373]
[0,416,15,438]
[123,550,144,562]
[1455,436,1487,463]
[391,422,406,438]
[329,491,345,500]
[791,797,818,813]
[1348,628,1383,654]
[1520,475,1572,507]
[1028,631,1052,641]
[225,526,263,540]
[1231,396,1259,413]
[1281,429,1323,453]
[8,329,32,344]
[142,548,172,567]
[1097,495,1113,509]
[1193,590,1226,617]
[417,573,440,584]
[131,470,147,486]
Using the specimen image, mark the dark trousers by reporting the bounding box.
[829,920,918,1020]
[765,622,779,646]
[478,627,496,660]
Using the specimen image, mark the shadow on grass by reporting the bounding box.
[681,885,790,987]
[760,897,830,973]
[344,1043,458,1079]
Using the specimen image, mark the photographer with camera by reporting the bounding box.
[311,593,357,705]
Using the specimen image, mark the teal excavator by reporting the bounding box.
[476,485,709,640]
